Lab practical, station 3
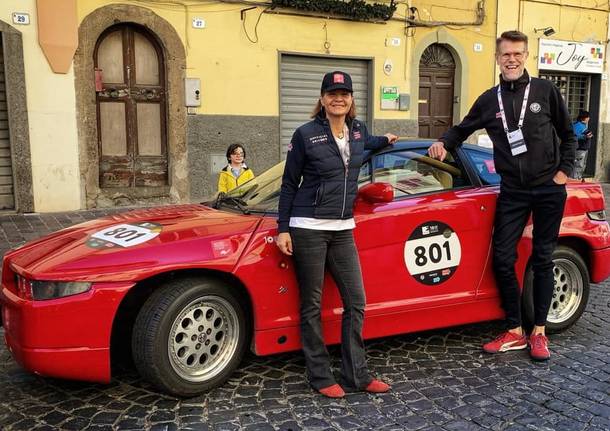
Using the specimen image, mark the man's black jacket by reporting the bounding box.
[278,113,388,233]
[441,70,576,188]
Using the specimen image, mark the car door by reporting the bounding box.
[459,146,505,302]
[353,147,496,315]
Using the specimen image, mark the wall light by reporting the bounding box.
[534,27,556,37]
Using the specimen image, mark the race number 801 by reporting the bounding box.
[404,221,461,285]
[91,223,162,248]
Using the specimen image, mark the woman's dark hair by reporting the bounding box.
[577,110,590,122]
[226,144,245,163]
[311,97,357,120]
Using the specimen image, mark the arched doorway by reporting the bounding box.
[94,24,168,188]
[75,4,186,208]
[418,44,456,139]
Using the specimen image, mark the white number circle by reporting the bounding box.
[404,221,461,285]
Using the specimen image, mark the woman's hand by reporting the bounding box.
[277,232,293,255]
[384,133,399,145]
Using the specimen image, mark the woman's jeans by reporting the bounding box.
[290,227,372,391]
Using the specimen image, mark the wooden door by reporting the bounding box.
[95,25,167,188]
[418,44,455,139]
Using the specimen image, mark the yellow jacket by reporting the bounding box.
[217,165,255,193]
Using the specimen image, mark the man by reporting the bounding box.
[571,110,593,179]
[428,30,575,361]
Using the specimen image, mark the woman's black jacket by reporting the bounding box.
[278,114,389,233]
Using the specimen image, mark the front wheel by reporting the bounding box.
[132,278,248,397]
[522,246,590,333]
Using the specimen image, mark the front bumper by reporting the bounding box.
[1,281,133,383]
[591,246,610,284]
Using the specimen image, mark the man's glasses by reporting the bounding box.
[499,51,526,60]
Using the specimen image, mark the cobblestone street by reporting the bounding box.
[0,186,609,431]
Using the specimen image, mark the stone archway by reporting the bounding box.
[0,20,34,212]
[74,4,187,208]
[418,44,456,138]
[410,30,469,131]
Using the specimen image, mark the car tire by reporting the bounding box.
[522,246,590,333]
[132,277,248,397]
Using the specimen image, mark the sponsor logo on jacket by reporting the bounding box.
[309,134,328,144]
[529,102,541,113]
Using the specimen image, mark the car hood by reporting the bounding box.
[5,204,263,282]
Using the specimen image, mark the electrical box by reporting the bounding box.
[185,78,201,107]
[399,93,410,111]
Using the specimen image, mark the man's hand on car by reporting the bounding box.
[428,141,447,161]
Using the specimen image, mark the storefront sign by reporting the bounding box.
[538,39,604,74]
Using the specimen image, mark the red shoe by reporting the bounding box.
[365,379,390,393]
[529,333,550,361]
[318,384,345,398]
[482,331,527,353]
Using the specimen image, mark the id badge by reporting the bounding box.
[507,128,527,156]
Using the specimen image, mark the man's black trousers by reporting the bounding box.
[492,182,567,328]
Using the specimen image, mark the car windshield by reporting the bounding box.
[207,144,480,213]
[221,161,286,212]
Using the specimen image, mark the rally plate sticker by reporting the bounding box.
[87,222,162,249]
[404,221,461,285]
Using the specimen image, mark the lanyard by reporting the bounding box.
[497,78,530,133]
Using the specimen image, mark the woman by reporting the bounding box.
[277,71,398,398]
[217,144,255,193]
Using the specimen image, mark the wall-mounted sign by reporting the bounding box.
[12,12,30,25]
[538,38,604,74]
[192,18,206,29]
[381,86,399,110]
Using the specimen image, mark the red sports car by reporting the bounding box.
[2,141,609,396]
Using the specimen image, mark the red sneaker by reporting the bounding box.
[318,384,345,398]
[365,379,390,393]
[529,333,550,361]
[482,331,527,353]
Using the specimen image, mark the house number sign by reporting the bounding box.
[12,13,30,25]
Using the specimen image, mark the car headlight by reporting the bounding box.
[587,210,606,221]
[31,281,92,301]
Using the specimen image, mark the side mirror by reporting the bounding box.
[358,182,394,204]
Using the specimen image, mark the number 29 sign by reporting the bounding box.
[404,221,462,285]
